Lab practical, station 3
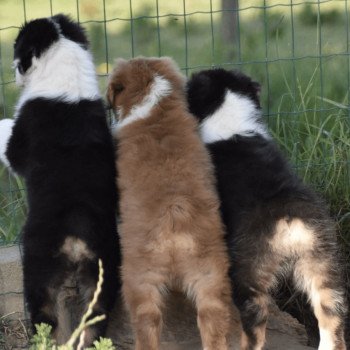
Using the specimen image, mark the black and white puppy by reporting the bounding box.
[0,15,120,346]
[187,69,347,350]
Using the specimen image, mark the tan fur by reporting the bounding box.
[240,332,250,350]
[270,218,315,255]
[60,236,95,263]
[55,288,73,344]
[45,284,74,345]
[108,57,232,350]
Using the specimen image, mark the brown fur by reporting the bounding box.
[108,57,232,350]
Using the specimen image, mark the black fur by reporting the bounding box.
[188,68,261,120]
[187,68,347,349]
[8,16,120,345]
[52,14,89,49]
[14,14,88,74]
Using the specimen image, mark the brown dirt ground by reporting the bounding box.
[1,292,316,350]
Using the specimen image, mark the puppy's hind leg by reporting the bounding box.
[273,217,347,350]
[123,271,166,350]
[23,255,64,342]
[294,254,347,350]
[26,285,59,338]
[233,285,269,350]
[230,253,278,350]
[183,261,232,350]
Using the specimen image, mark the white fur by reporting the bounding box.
[0,118,15,167]
[14,37,100,116]
[199,90,269,143]
[318,328,335,350]
[113,75,172,132]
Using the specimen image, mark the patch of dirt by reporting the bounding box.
[0,292,317,350]
[107,292,316,350]
[0,315,31,350]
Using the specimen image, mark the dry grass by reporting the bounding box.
[0,313,30,350]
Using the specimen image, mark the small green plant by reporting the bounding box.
[30,323,55,350]
[30,324,115,350]
[29,260,116,350]
[0,167,26,244]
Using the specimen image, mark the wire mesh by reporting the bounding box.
[0,0,349,317]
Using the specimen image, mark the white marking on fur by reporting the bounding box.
[60,236,94,263]
[318,328,334,350]
[113,75,172,132]
[0,118,15,167]
[14,37,100,115]
[272,218,315,255]
[199,90,269,143]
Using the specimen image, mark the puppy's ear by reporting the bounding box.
[188,73,212,97]
[107,79,125,108]
[106,84,115,108]
[196,73,211,88]
[107,58,127,107]
[52,14,89,49]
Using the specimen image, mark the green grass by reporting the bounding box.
[0,167,26,244]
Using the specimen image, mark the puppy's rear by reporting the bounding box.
[108,57,232,350]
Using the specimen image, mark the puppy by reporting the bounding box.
[187,68,347,350]
[0,15,120,346]
[107,57,232,350]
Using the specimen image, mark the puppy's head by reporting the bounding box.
[187,69,261,122]
[13,14,88,86]
[107,57,185,123]
[187,69,266,143]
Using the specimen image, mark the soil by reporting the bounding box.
[1,292,316,349]
[107,292,316,350]
[0,317,30,350]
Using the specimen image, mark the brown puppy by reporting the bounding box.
[108,57,232,350]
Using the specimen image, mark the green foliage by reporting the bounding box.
[0,168,26,244]
[30,324,55,350]
[299,3,344,26]
[29,324,115,350]
[87,338,115,350]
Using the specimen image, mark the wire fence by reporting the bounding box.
[0,0,349,325]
